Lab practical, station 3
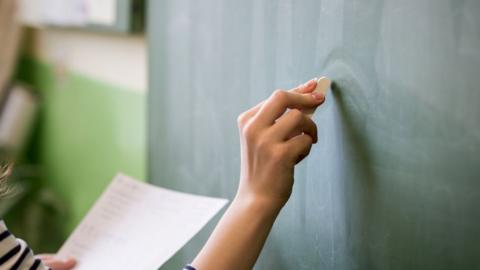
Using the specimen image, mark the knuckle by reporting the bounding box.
[242,122,257,141]
[271,89,287,103]
[289,109,303,122]
[237,112,248,127]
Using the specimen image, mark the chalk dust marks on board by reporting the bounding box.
[310,1,345,266]
[330,84,379,268]
[320,49,385,267]
[304,84,347,269]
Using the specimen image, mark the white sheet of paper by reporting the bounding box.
[57,174,228,269]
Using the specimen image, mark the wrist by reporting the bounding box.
[232,192,285,219]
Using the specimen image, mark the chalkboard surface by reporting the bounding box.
[148,1,480,269]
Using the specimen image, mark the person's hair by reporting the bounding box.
[0,161,12,198]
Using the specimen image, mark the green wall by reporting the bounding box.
[16,57,146,232]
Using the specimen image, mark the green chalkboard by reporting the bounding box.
[148,1,480,269]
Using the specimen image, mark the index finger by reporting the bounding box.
[255,90,325,126]
[238,78,318,124]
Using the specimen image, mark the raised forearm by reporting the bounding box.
[191,196,281,270]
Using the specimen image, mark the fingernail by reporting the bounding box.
[302,79,314,88]
[306,78,317,87]
[311,92,324,101]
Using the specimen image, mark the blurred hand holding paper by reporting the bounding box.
[58,174,228,269]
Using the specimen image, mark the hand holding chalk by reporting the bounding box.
[305,77,331,117]
[235,79,324,210]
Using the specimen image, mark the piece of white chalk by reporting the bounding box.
[306,76,331,117]
[315,77,332,95]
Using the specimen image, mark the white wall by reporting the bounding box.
[28,28,147,92]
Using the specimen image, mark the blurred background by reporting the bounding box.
[0,0,146,252]
[3,1,480,269]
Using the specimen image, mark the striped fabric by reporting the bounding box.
[0,220,50,270]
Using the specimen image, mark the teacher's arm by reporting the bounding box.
[191,78,325,270]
